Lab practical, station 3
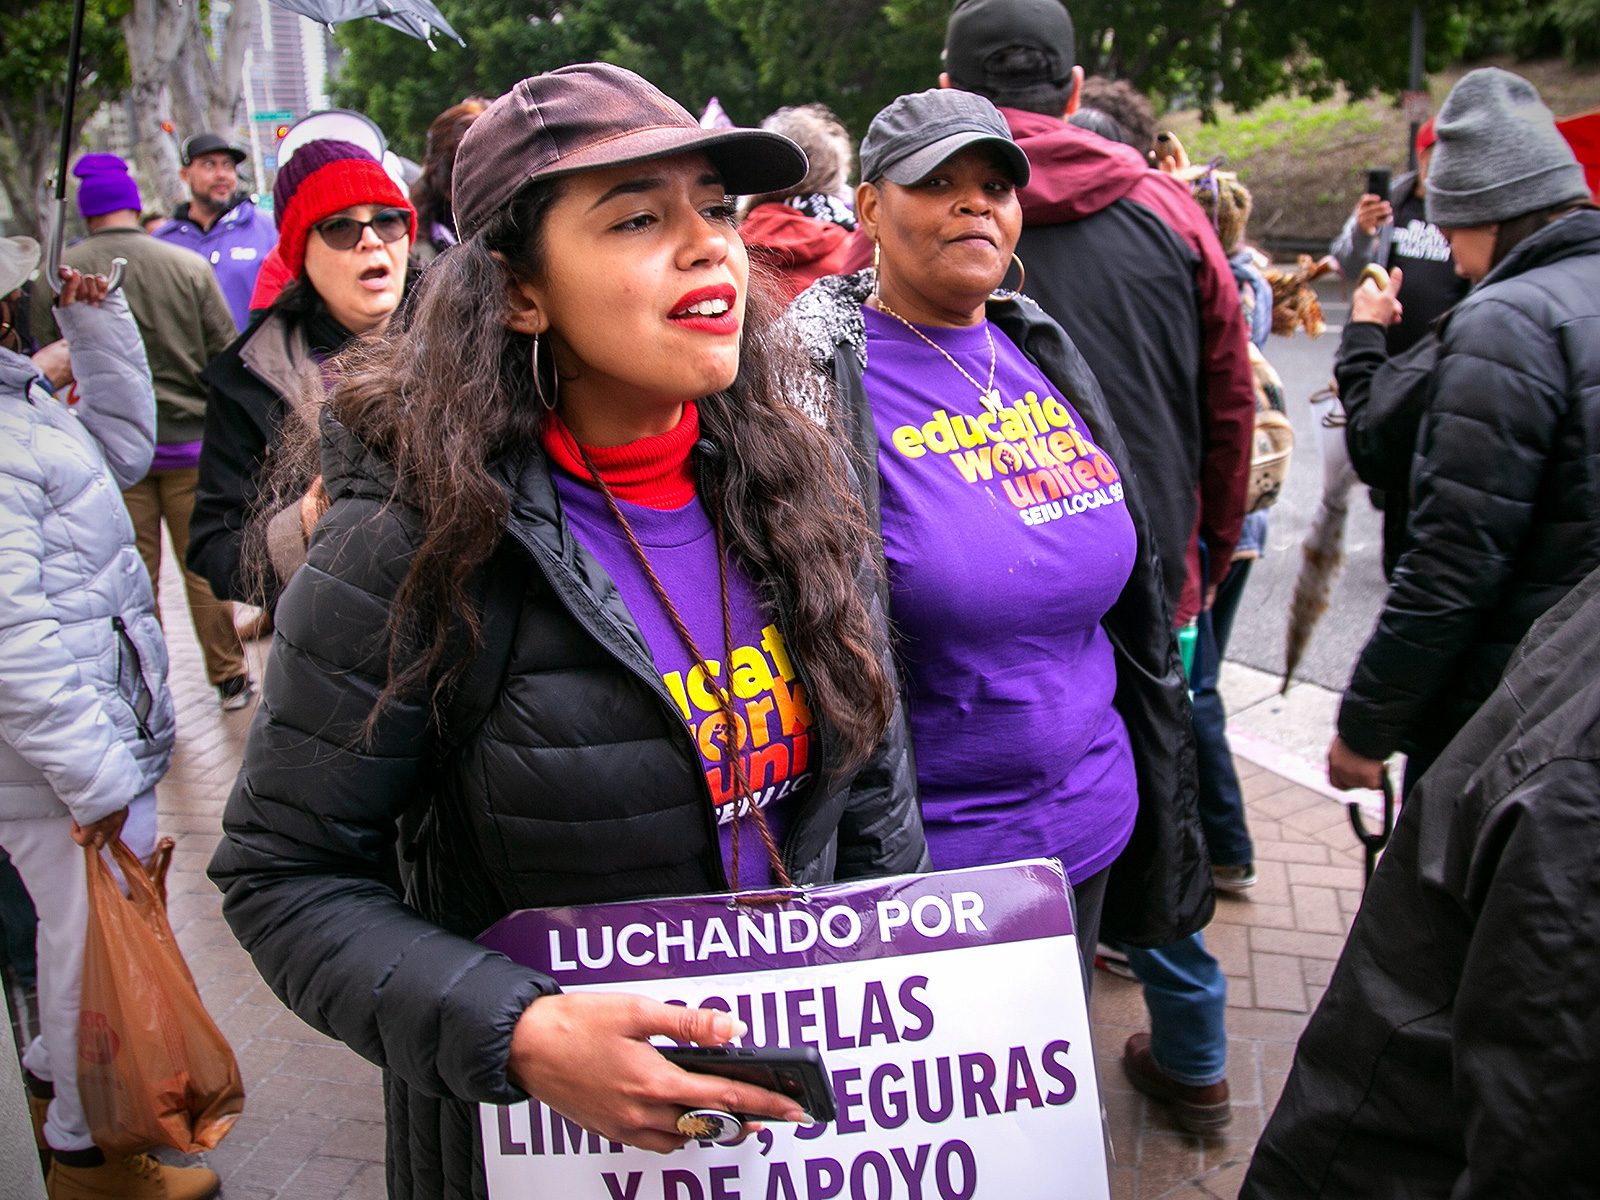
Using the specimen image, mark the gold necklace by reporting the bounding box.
[874,296,1003,415]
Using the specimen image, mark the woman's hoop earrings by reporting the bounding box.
[990,253,1027,302]
[531,333,556,412]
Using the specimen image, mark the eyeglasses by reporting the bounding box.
[312,208,411,251]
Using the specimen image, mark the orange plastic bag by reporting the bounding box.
[77,838,244,1155]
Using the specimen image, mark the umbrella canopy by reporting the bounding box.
[266,0,464,48]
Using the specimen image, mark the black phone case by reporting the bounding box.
[659,1045,838,1124]
[1366,168,1392,199]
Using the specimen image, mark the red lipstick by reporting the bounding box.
[668,283,739,335]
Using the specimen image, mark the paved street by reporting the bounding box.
[133,536,1371,1200]
[1228,286,1389,695]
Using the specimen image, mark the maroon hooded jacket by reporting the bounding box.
[1004,108,1255,625]
[740,202,856,305]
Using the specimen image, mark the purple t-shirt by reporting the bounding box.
[862,306,1139,882]
[150,440,203,472]
[553,470,814,888]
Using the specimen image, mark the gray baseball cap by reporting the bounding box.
[0,236,40,298]
[859,89,1030,187]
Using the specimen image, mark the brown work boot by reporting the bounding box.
[24,1068,52,1155]
[46,1147,219,1200]
[1122,1031,1231,1134]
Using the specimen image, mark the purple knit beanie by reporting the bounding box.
[74,154,142,218]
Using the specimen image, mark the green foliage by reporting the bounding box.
[0,0,131,134]
[1498,0,1600,62]
[1180,95,1386,169]
[331,0,790,159]
[0,0,131,234]
[328,0,1597,167]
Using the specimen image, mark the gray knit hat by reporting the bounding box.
[1427,68,1587,228]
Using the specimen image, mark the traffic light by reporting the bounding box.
[275,124,290,141]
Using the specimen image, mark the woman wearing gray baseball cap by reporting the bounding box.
[788,89,1209,982]
[209,63,925,1195]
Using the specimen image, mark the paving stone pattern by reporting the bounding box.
[142,555,1367,1199]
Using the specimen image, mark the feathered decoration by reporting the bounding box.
[1265,255,1339,338]
[1283,384,1359,692]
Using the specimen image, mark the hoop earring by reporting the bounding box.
[990,253,1026,301]
[531,333,556,412]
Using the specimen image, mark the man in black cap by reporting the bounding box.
[940,0,1256,1136]
[154,132,278,329]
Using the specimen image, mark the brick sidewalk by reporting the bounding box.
[143,555,1366,1200]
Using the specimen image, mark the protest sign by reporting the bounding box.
[477,859,1108,1200]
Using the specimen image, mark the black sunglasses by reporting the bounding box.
[312,208,410,251]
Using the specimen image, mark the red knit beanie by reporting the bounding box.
[273,139,415,279]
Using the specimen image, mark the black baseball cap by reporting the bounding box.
[858,89,1030,187]
[182,133,246,166]
[453,63,808,241]
[944,0,1076,92]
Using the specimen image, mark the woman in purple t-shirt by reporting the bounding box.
[789,88,1210,982]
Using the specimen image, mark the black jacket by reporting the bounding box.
[787,272,1212,949]
[1003,108,1257,625]
[189,307,337,604]
[1335,323,1439,579]
[1338,210,1600,763]
[207,416,925,1198]
[1244,562,1600,1200]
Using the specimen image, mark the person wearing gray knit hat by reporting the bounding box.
[1253,72,1600,1200]
[1427,67,1588,230]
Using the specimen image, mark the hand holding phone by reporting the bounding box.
[659,1045,837,1125]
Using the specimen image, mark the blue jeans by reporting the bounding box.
[1126,932,1229,1086]
[1190,561,1254,867]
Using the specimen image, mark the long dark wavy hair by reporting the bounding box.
[409,97,487,238]
[325,178,894,768]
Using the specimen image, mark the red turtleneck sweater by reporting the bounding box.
[540,403,699,510]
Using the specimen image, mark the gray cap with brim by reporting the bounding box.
[0,236,40,298]
[860,89,1031,187]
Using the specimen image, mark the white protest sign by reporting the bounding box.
[476,859,1109,1200]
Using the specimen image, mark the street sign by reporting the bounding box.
[254,110,294,122]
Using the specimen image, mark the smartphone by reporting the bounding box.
[1365,167,1392,200]
[659,1045,837,1124]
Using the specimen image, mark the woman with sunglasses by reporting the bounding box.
[188,139,414,609]
[788,88,1209,980]
[208,65,922,1197]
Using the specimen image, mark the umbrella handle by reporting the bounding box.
[1346,770,1396,886]
[45,198,126,297]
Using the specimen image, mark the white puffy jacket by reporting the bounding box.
[0,293,174,825]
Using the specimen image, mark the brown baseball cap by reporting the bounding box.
[452,63,808,240]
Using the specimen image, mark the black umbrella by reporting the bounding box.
[44,0,126,295]
[266,0,465,50]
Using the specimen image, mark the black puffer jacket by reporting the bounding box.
[1335,323,1439,579]
[1338,209,1600,763]
[787,272,1212,949]
[208,416,925,1199]
[1244,562,1600,1200]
